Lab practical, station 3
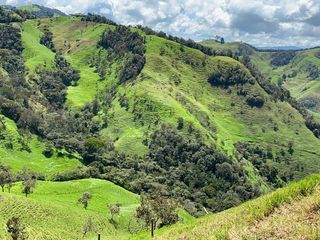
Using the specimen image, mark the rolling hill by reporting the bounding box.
[201,40,320,120]
[1,10,320,239]
[0,179,140,240]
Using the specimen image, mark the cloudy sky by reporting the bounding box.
[2,0,320,47]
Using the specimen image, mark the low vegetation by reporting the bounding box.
[133,174,320,239]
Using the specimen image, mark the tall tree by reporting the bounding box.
[82,217,94,237]
[136,195,178,236]
[0,163,14,192]
[108,203,121,226]
[78,192,92,210]
[19,168,37,197]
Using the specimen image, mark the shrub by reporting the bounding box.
[0,25,24,53]
[40,27,56,52]
[246,95,265,108]
[208,61,254,87]
[271,51,296,66]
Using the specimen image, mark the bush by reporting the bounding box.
[246,95,265,108]
[99,25,146,83]
[53,166,90,181]
[0,25,24,53]
[271,51,296,66]
[208,61,254,87]
[40,27,56,52]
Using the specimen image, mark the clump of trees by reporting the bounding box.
[39,27,56,52]
[307,64,319,80]
[246,94,265,108]
[98,25,146,83]
[54,55,80,86]
[0,25,24,54]
[0,7,33,23]
[271,51,296,66]
[208,61,255,87]
[93,124,260,215]
[234,142,301,186]
[36,54,80,108]
[80,13,117,25]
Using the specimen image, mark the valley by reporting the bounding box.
[0,4,320,239]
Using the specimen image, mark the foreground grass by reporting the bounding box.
[0,179,140,240]
[132,174,320,239]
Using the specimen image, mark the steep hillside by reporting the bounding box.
[201,40,320,119]
[133,174,320,239]
[1,14,320,219]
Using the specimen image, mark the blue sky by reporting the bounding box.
[2,0,320,47]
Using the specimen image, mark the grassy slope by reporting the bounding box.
[133,174,320,239]
[25,17,320,177]
[0,178,140,240]
[40,17,116,108]
[0,115,81,178]
[17,5,41,12]
[20,20,55,73]
[251,48,320,101]
[0,20,81,177]
[108,35,320,178]
[201,40,320,115]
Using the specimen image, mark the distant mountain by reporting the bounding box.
[2,4,66,18]
[201,39,320,120]
[255,46,306,51]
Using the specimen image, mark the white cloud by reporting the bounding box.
[2,0,320,47]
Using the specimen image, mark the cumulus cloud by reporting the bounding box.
[2,0,320,47]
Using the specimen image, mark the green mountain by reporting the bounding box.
[201,40,320,120]
[1,12,320,239]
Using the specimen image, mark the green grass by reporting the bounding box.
[42,17,115,109]
[0,115,82,178]
[20,21,55,74]
[0,178,193,240]
[132,174,320,239]
[16,17,320,183]
[17,5,41,12]
[0,178,140,240]
[106,34,320,180]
